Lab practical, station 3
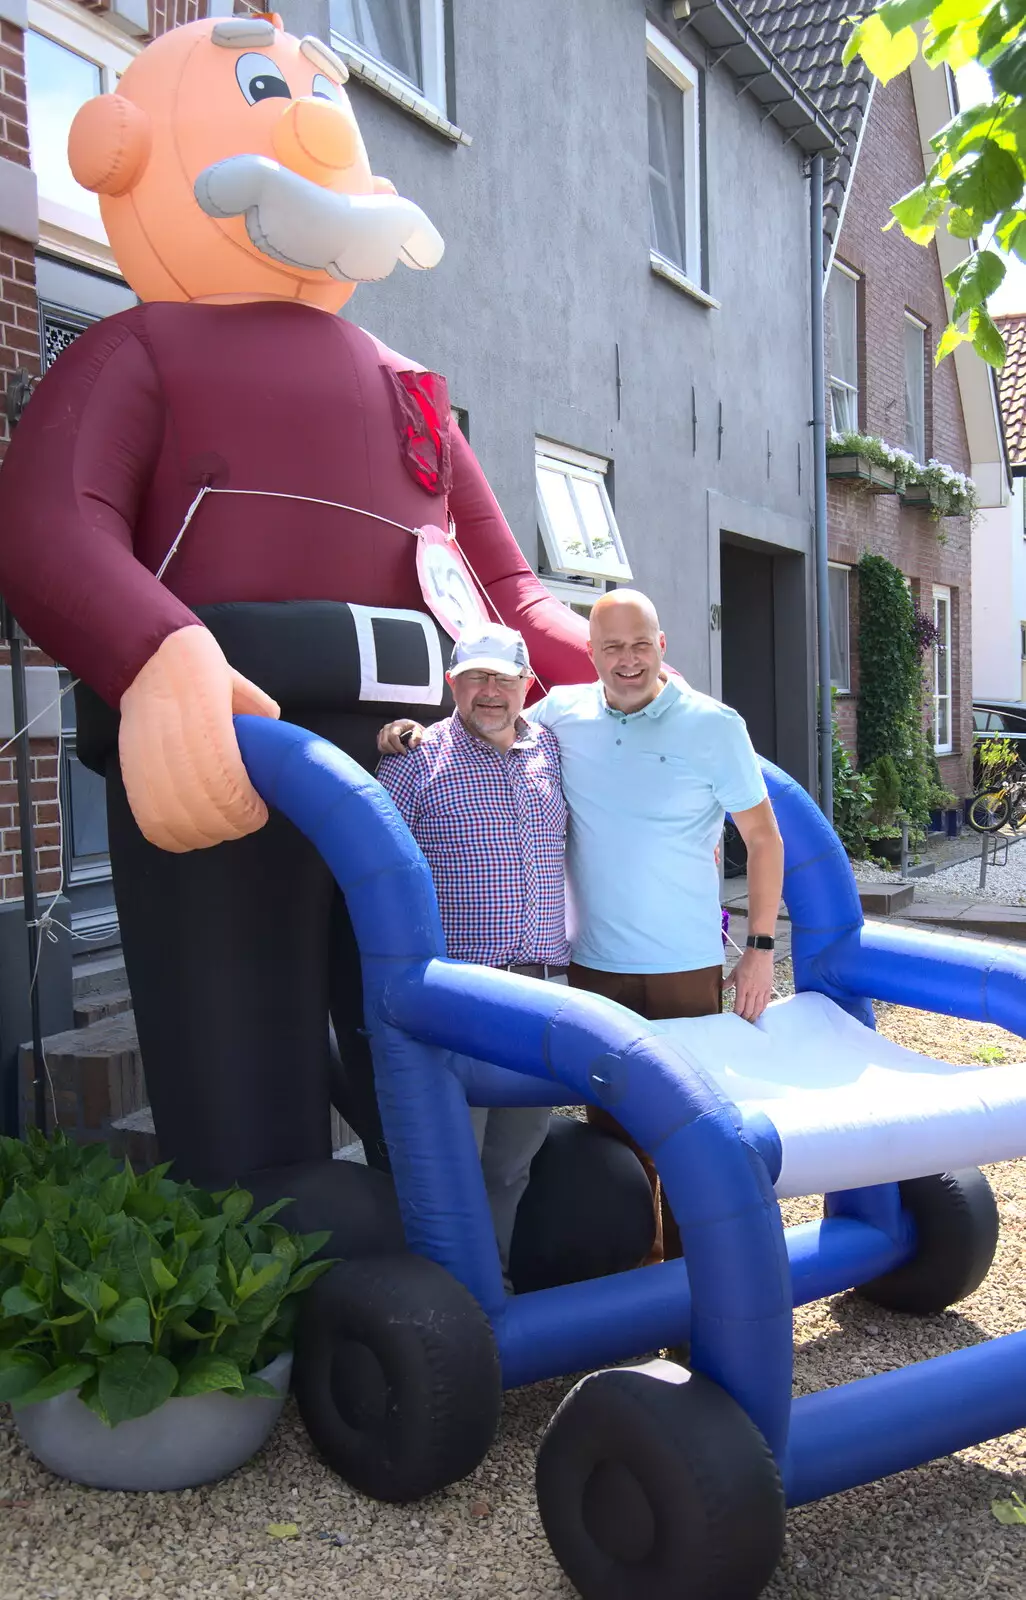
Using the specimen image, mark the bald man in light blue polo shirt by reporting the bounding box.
[530,668,768,978]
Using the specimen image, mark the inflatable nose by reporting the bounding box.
[271,96,358,185]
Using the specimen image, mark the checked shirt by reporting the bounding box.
[377,712,569,968]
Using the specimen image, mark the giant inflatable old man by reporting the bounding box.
[0,15,599,1226]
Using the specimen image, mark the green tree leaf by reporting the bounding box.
[98,1346,177,1426]
[847,13,920,78]
[13,1361,95,1407]
[0,1236,31,1258]
[991,32,1026,96]
[948,139,1025,215]
[0,1351,49,1402]
[176,1355,245,1396]
[880,0,938,31]
[947,205,979,236]
[947,245,1007,312]
[936,322,970,360]
[94,1296,152,1346]
[970,302,1008,364]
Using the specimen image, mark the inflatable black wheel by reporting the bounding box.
[509,1116,656,1293]
[536,1359,785,1600]
[293,1252,502,1502]
[852,1168,999,1315]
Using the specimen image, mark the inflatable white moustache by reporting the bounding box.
[194,154,445,282]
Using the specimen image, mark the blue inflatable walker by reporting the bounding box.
[237,714,1026,1600]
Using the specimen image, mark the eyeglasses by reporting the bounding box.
[458,671,524,689]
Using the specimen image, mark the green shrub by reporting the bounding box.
[0,1129,333,1426]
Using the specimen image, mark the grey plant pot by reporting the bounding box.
[11,1351,292,1492]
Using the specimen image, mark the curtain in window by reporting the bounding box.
[828,269,858,433]
[332,0,423,89]
[904,318,926,463]
[827,567,850,690]
[933,591,951,750]
[647,60,687,270]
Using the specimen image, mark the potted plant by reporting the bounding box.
[826,431,899,493]
[864,754,906,865]
[0,1130,332,1491]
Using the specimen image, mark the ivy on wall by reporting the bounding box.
[855,552,950,839]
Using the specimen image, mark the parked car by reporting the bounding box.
[972,702,1026,790]
[973,702,1026,739]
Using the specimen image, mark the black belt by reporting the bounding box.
[501,962,567,980]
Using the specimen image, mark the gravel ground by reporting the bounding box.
[5,973,1026,1600]
[852,835,1026,904]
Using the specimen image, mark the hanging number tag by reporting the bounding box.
[415,524,490,641]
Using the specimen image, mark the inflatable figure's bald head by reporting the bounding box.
[67,13,444,311]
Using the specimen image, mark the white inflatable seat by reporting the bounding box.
[655,991,1026,1199]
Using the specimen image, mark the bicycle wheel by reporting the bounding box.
[968,790,1010,832]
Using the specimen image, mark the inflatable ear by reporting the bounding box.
[68,94,152,198]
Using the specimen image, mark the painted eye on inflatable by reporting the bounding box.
[236,52,292,104]
[312,72,345,103]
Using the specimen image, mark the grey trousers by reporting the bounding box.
[469,1102,552,1277]
[463,971,565,1280]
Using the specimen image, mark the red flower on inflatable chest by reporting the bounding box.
[385,367,453,498]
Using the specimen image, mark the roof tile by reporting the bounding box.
[734,0,874,254]
[996,314,1026,468]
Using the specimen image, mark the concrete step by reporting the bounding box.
[20,1009,145,1147]
[74,986,134,1028]
[857,883,915,915]
[72,951,128,1002]
[22,1002,358,1173]
[895,901,1026,942]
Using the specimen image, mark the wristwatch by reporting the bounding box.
[746,934,775,951]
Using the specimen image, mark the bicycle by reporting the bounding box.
[967,770,1026,833]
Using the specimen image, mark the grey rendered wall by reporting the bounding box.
[284,0,817,780]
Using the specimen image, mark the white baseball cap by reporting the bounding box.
[448,624,532,678]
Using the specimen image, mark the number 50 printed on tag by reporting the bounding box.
[415,524,490,641]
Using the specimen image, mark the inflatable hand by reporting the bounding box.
[118,625,280,853]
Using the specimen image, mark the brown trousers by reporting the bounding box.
[568,962,723,1265]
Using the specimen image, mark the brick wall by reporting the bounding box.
[0,19,28,170]
[827,70,974,799]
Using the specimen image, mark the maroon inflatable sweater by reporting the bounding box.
[0,301,593,706]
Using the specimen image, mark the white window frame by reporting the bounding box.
[646,21,702,295]
[827,263,859,434]
[933,583,953,755]
[827,562,851,694]
[904,311,928,466]
[330,0,448,120]
[542,575,604,618]
[26,0,139,273]
[535,440,633,585]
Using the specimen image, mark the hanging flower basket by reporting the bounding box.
[827,454,897,493]
[898,479,935,510]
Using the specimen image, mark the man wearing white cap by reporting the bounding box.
[377,623,567,1284]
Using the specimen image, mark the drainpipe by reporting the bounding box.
[810,153,833,823]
